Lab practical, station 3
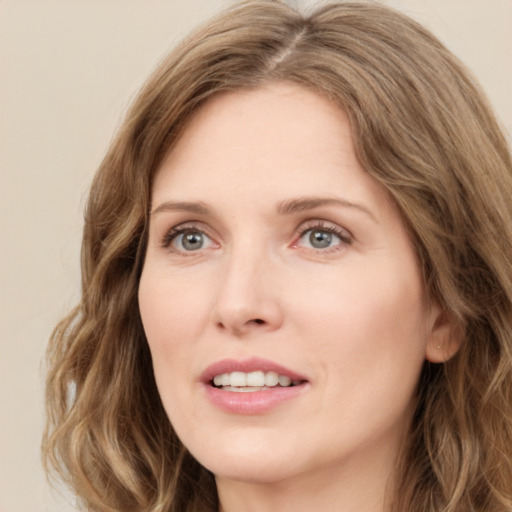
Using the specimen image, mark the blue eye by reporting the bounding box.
[176,231,205,251]
[165,228,214,252]
[297,224,351,251]
[306,229,335,248]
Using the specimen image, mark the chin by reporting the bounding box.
[188,430,304,484]
[208,458,299,485]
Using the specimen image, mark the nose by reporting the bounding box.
[212,246,283,337]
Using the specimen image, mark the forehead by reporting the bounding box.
[152,82,390,213]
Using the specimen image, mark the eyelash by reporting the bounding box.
[161,222,211,250]
[160,220,353,254]
[293,220,353,252]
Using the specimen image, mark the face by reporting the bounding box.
[139,83,441,488]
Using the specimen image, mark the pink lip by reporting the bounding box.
[200,357,308,384]
[200,357,309,415]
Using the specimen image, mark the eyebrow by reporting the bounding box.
[151,196,377,222]
[151,201,212,216]
[276,196,377,222]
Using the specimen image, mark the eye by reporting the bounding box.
[175,230,210,251]
[163,225,215,253]
[295,222,352,252]
[304,229,336,249]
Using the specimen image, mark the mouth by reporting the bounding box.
[211,370,305,392]
[201,357,309,413]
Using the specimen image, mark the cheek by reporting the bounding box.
[138,271,208,405]
[291,256,429,382]
[138,271,210,440]
[138,269,209,350]
[292,265,428,444]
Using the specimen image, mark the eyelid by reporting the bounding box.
[160,221,217,252]
[292,219,353,250]
[297,219,352,238]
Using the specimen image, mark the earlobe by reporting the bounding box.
[425,308,463,363]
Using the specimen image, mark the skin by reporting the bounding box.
[138,83,449,512]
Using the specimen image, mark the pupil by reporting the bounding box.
[310,230,332,248]
[182,232,203,250]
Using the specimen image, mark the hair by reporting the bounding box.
[43,1,512,511]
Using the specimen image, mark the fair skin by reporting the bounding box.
[138,83,449,512]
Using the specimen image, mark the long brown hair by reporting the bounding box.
[43,2,512,511]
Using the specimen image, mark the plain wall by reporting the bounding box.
[1,1,510,511]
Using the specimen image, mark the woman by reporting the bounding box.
[43,2,512,511]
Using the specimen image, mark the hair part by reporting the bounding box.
[43,2,512,511]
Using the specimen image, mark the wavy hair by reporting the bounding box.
[43,2,512,511]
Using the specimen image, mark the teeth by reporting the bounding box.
[278,375,291,387]
[212,370,300,389]
[246,371,264,387]
[230,371,246,387]
[265,371,279,387]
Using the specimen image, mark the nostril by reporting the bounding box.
[253,319,265,325]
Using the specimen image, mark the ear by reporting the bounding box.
[425,306,463,363]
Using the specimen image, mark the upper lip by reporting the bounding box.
[200,357,309,384]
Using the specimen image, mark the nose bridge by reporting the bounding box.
[213,233,281,334]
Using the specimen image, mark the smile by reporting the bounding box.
[212,371,302,391]
[201,358,309,414]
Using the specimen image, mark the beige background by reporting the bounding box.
[1,1,510,511]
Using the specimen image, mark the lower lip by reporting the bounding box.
[203,384,308,414]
